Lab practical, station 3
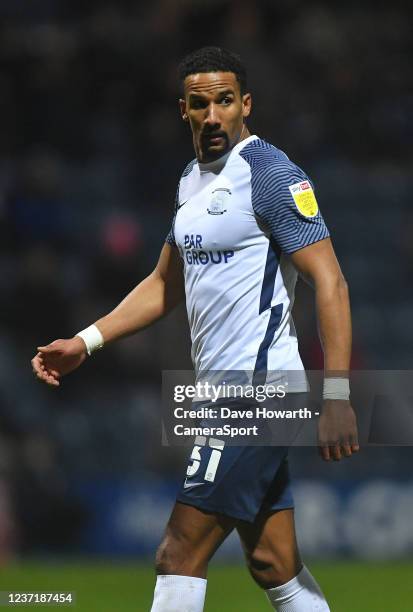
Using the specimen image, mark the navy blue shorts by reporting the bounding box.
[177,440,293,523]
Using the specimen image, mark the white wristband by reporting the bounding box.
[323,377,350,401]
[76,324,104,356]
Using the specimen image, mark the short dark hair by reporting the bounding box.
[178,46,247,94]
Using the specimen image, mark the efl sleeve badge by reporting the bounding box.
[288,181,319,218]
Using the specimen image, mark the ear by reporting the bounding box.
[242,93,252,119]
[179,98,189,122]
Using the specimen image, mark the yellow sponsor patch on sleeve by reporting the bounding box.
[288,181,319,218]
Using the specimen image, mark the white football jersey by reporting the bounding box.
[167,136,329,388]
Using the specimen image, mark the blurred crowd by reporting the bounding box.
[0,0,412,557]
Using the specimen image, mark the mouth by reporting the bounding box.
[202,133,226,146]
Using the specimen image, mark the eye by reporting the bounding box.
[221,96,233,106]
[191,99,207,110]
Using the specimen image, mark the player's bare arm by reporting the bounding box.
[31,243,184,387]
[290,237,359,462]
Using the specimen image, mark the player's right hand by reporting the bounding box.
[31,337,88,387]
[317,399,359,461]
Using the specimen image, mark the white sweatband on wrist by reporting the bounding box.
[76,324,104,356]
[323,377,350,400]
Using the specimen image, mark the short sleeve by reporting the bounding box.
[253,162,330,254]
[165,226,176,246]
[165,158,196,247]
[165,187,179,246]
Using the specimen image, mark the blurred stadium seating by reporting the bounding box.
[0,0,412,573]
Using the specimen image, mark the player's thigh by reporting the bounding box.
[236,508,302,586]
[156,501,235,577]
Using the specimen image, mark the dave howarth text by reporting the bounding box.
[174,406,313,420]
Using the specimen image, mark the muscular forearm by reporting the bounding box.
[315,275,352,374]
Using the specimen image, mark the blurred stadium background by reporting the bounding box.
[0,1,412,610]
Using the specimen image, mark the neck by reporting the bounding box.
[238,123,250,143]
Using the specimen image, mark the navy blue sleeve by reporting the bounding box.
[252,161,330,254]
[165,231,175,245]
[165,187,178,246]
[165,159,196,246]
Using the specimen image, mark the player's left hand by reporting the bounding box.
[317,399,359,461]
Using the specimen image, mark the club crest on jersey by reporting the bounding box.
[207,188,231,215]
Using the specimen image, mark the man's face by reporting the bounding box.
[180,71,251,163]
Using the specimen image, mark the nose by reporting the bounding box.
[204,102,220,129]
